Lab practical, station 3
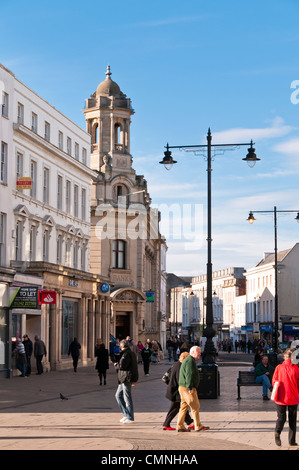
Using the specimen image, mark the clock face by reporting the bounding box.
[101,283,110,293]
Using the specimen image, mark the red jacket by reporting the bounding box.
[272,360,299,406]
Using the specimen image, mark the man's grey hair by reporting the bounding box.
[120,339,129,348]
[190,346,201,357]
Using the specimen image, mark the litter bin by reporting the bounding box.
[197,363,220,399]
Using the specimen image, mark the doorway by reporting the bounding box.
[116,312,131,340]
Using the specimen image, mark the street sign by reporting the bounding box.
[9,286,39,309]
[146,291,154,302]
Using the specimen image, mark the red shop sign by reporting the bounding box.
[40,291,57,304]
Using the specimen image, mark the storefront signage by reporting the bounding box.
[99,283,110,294]
[40,291,57,304]
[9,286,39,309]
[69,279,78,287]
[146,291,154,302]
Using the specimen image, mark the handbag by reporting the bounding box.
[271,381,280,401]
[162,367,172,384]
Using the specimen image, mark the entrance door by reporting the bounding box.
[116,312,131,340]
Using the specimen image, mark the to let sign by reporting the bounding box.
[9,286,39,309]
[16,177,32,190]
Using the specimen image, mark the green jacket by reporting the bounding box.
[254,361,274,379]
[179,355,200,390]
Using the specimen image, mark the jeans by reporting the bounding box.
[115,383,134,421]
[255,374,271,396]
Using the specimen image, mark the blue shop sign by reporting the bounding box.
[284,325,299,333]
[260,324,273,332]
[100,282,110,293]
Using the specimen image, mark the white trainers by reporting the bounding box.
[122,418,134,424]
[120,417,127,423]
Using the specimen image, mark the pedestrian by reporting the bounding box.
[129,339,138,359]
[254,355,274,400]
[68,337,81,372]
[113,339,121,363]
[141,342,152,376]
[34,335,47,375]
[22,334,33,376]
[166,337,174,362]
[95,342,109,385]
[163,352,194,431]
[13,338,27,377]
[272,348,299,447]
[177,345,210,433]
[114,339,139,424]
[137,341,144,364]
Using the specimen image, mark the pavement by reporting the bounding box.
[0,351,298,453]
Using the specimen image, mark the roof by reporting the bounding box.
[256,247,293,267]
[96,65,125,98]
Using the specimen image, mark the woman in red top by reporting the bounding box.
[272,348,299,447]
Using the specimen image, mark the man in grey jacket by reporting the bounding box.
[34,336,47,375]
[114,339,139,424]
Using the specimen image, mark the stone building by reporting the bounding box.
[0,63,100,375]
[83,66,166,346]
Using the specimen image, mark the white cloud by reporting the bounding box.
[211,117,296,144]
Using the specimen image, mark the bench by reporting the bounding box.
[237,371,261,399]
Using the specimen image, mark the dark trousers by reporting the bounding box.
[143,360,150,375]
[275,404,298,445]
[163,401,193,428]
[72,356,79,371]
[36,355,43,374]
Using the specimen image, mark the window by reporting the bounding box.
[58,131,63,150]
[75,142,79,160]
[57,175,63,210]
[73,241,79,269]
[30,160,37,198]
[16,152,23,191]
[1,142,7,184]
[112,240,126,269]
[43,230,49,262]
[81,188,86,221]
[15,220,23,261]
[66,180,71,213]
[74,185,78,217]
[43,167,49,204]
[67,137,72,156]
[31,112,38,133]
[82,148,87,165]
[57,235,63,264]
[0,213,6,266]
[65,239,71,266]
[2,92,8,118]
[61,300,78,356]
[17,103,24,124]
[44,121,50,142]
[29,226,36,261]
[81,244,86,271]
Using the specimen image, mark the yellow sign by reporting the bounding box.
[17,177,32,190]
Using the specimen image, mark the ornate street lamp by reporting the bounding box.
[247,206,299,354]
[160,129,260,364]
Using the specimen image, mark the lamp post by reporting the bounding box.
[247,207,299,353]
[160,128,260,364]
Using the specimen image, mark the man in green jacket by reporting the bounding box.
[177,346,210,432]
[255,355,275,400]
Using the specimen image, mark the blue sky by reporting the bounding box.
[2,0,299,276]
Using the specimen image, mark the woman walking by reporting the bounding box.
[95,343,109,385]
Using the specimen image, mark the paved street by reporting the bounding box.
[0,352,297,452]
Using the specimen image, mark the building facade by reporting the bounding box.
[0,63,102,375]
[83,66,166,347]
